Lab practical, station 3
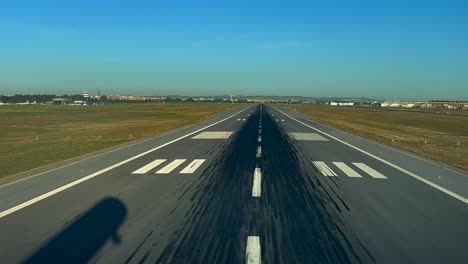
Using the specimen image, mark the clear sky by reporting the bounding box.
[1,0,467,100]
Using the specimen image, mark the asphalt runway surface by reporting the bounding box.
[0,104,467,263]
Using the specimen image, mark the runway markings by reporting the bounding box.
[289,132,329,141]
[156,159,186,174]
[353,163,388,179]
[313,161,387,179]
[252,168,262,197]
[132,159,207,175]
[132,159,166,174]
[257,136,262,142]
[246,236,261,264]
[333,162,362,178]
[312,161,337,176]
[0,105,254,219]
[180,159,206,174]
[274,105,468,204]
[256,146,262,158]
[191,131,233,139]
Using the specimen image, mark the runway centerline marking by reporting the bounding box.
[252,168,262,197]
[180,159,206,174]
[0,105,253,219]
[132,159,166,174]
[257,136,261,142]
[273,105,468,204]
[156,159,186,174]
[333,162,362,178]
[256,146,262,158]
[246,236,261,264]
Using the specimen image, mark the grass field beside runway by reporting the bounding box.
[0,103,243,178]
[283,104,468,171]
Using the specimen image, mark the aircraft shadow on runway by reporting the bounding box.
[23,197,127,264]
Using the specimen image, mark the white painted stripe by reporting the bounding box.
[273,106,468,204]
[180,159,206,174]
[242,119,246,121]
[281,119,285,122]
[156,159,186,174]
[276,119,279,121]
[313,161,337,176]
[258,129,262,134]
[252,168,262,197]
[192,131,233,139]
[256,146,262,158]
[333,162,362,178]
[257,136,262,142]
[246,236,261,264]
[132,159,166,174]
[0,106,253,219]
[353,163,387,179]
[237,119,241,121]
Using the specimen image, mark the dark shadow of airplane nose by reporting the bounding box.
[23,197,127,264]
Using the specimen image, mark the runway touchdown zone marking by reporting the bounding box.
[191,131,233,139]
[180,159,206,174]
[132,159,207,175]
[313,161,387,179]
[132,159,167,174]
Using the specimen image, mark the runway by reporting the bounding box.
[1,104,467,263]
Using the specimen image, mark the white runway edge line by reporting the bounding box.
[246,236,261,264]
[252,168,262,197]
[273,106,468,204]
[0,106,253,219]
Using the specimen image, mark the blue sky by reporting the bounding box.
[1,0,467,99]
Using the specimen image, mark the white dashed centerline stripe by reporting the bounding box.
[256,146,262,158]
[353,163,387,179]
[252,168,262,197]
[132,159,166,174]
[313,161,337,176]
[333,162,362,178]
[0,105,254,219]
[258,136,261,143]
[180,159,206,174]
[156,159,186,174]
[246,236,261,264]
